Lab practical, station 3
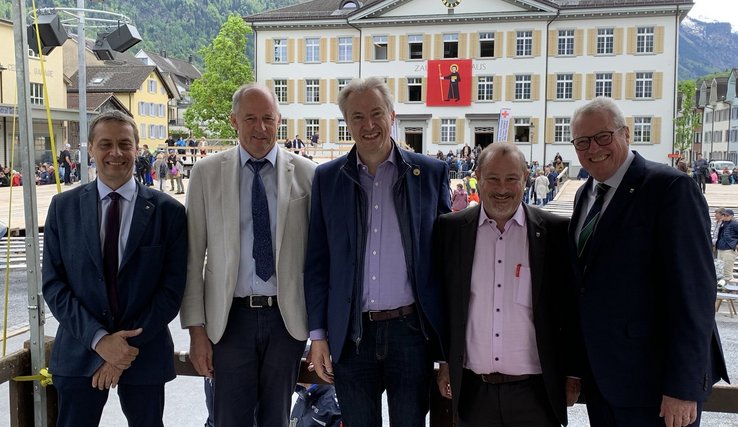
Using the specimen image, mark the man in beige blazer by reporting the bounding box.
[180,83,316,427]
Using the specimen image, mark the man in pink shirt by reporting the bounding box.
[435,142,580,426]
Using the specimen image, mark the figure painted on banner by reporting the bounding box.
[42,110,187,427]
[441,64,461,102]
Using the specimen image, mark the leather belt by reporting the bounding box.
[233,295,277,308]
[478,372,531,384]
[365,304,415,321]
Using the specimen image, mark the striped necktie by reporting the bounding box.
[577,183,610,257]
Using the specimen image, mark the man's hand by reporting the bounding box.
[565,377,581,406]
[189,326,213,378]
[436,363,452,399]
[307,340,334,384]
[94,328,142,370]
[660,395,697,427]
[91,362,123,390]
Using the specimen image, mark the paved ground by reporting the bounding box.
[2,176,738,426]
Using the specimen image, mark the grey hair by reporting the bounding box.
[337,77,394,120]
[571,96,626,130]
[476,142,528,175]
[88,110,139,145]
[231,83,279,114]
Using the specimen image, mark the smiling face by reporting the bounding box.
[344,87,395,163]
[230,86,280,159]
[571,109,630,182]
[89,120,138,190]
[476,149,528,226]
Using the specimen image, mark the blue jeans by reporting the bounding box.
[333,311,431,427]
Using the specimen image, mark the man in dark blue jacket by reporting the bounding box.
[716,209,738,281]
[304,77,451,427]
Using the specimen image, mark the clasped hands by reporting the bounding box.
[92,328,143,390]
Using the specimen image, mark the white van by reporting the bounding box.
[709,160,736,173]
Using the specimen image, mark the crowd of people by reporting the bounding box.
[37,81,727,427]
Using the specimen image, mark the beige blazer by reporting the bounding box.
[180,146,316,342]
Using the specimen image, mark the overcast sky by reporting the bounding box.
[688,0,738,31]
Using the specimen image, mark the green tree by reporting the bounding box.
[674,80,698,155]
[184,14,253,138]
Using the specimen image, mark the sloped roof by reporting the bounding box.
[68,65,174,98]
[83,38,143,65]
[139,50,201,81]
[67,92,131,115]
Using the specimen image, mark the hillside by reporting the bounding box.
[680,16,738,81]
[0,0,301,66]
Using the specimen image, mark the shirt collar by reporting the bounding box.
[593,150,635,193]
[239,143,279,168]
[97,176,136,202]
[477,202,526,231]
[357,143,396,171]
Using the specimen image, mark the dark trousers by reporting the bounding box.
[582,370,703,427]
[457,369,558,427]
[333,311,431,427]
[53,375,165,427]
[212,303,306,427]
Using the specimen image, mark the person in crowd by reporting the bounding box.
[310,132,319,146]
[451,182,469,212]
[716,209,738,282]
[693,153,709,193]
[180,83,316,426]
[577,166,590,180]
[435,142,579,427]
[710,167,719,184]
[568,97,727,426]
[468,187,479,205]
[711,207,727,255]
[731,168,738,185]
[153,153,168,192]
[60,143,73,185]
[304,77,451,427]
[11,170,21,186]
[534,170,549,206]
[547,166,558,203]
[41,110,187,427]
[677,161,688,174]
[292,134,305,155]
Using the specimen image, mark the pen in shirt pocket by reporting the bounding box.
[515,264,521,278]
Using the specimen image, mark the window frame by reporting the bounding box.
[632,116,652,143]
[635,72,653,99]
[479,32,495,58]
[443,33,459,59]
[373,35,388,61]
[515,74,532,101]
[556,73,573,100]
[557,29,575,56]
[305,79,320,103]
[338,37,353,62]
[516,31,533,57]
[441,118,456,144]
[477,76,494,101]
[305,37,320,63]
[30,82,43,105]
[636,27,654,54]
[274,79,288,103]
[408,34,424,60]
[554,117,571,143]
[274,38,288,63]
[407,77,422,102]
[595,73,613,98]
[596,28,614,55]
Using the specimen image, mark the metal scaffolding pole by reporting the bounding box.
[77,0,88,183]
[12,0,48,425]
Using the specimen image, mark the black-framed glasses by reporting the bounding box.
[570,126,625,151]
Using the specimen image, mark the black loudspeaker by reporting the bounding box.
[92,33,115,61]
[105,23,142,53]
[27,14,68,55]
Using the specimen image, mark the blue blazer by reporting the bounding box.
[43,181,187,385]
[304,144,451,363]
[568,152,728,406]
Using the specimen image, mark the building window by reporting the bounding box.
[441,118,456,143]
[138,102,144,116]
[149,125,156,138]
[278,118,288,140]
[516,31,532,57]
[595,73,613,98]
[479,32,495,57]
[515,75,531,100]
[274,79,288,103]
[514,117,531,142]
[373,35,388,60]
[408,34,423,59]
[306,38,320,63]
[140,124,146,139]
[408,77,422,102]
[633,117,652,143]
[160,104,166,117]
[148,80,157,93]
[557,29,574,56]
[635,72,653,98]
[556,74,573,100]
[30,83,43,105]
[636,27,654,54]
[305,119,319,140]
[338,78,351,93]
[306,79,320,103]
[338,37,352,62]
[596,28,614,55]
[477,76,494,101]
[443,33,459,58]
[274,39,288,63]
[338,119,351,142]
[554,118,571,143]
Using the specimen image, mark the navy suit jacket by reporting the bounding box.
[43,181,187,384]
[304,144,451,363]
[568,152,728,406]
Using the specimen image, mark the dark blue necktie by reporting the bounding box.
[103,192,121,317]
[577,183,610,258]
[249,159,275,281]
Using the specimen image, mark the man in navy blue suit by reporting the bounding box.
[568,97,727,427]
[43,110,187,427]
[304,77,451,427]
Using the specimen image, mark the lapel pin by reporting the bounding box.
[535,231,540,237]
[629,188,635,193]
[413,168,420,176]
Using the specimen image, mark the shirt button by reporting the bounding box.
[372,250,377,255]
[375,182,379,186]
[499,237,503,240]
[372,276,376,280]
[374,228,378,233]
[374,204,379,210]
[497,260,502,263]
[496,308,500,312]
[371,299,375,303]
[495,333,499,337]
[497,284,501,288]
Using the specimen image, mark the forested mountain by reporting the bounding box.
[679,17,738,81]
[0,0,301,67]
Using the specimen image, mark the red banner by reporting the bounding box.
[426,59,472,106]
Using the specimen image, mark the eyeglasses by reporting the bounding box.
[570,126,625,151]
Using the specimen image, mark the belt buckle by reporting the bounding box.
[249,296,263,308]
[367,311,379,321]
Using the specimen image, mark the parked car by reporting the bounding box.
[709,161,736,176]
